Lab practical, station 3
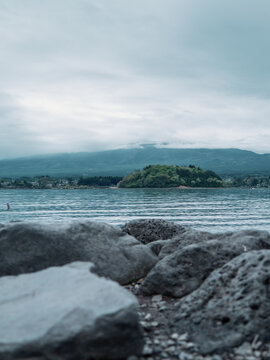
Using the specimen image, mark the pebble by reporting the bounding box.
[211,355,223,360]
[178,333,188,341]
[234,342,252,356]
[252,341,262,350]
[142,344,153,355]
[152,294,163,302]
[144,313,152,321]
[178,352,194,360]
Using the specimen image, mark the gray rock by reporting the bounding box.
[138,230,270,297]
[0,262,144,360]
[158,229,232,258]
[121,219,186,244]
[174,250,270,354]
[0,221,157,284]
[147,239,172,256]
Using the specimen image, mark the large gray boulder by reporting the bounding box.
[158,228,222,258]
[138,230,270,297]
[0,221,157,284]
[174,250,270,354]
[121,218,186,244]
[145,228,216,257]
[0,262,144,360]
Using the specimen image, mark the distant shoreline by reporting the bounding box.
[0,186,266,190]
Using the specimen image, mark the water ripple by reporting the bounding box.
[0,188,270,232]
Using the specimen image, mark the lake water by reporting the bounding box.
[0,188,270,233]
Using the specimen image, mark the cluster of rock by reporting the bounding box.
[1,219,270,359]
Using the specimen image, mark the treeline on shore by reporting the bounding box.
[0,176,122,189]
[0,166,270,189]
[228,175,270,187]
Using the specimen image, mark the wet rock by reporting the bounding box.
[138,230,270,297]
[174,250,270,354]
[0,262,144,360]
[121,219,186,244]
[0,221,157,284]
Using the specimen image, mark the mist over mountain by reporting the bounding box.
[0,147,269,178]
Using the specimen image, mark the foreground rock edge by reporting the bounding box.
[0,261,144,360]
[175,250,270,354]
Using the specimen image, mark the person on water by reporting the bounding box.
[6,203,10,211]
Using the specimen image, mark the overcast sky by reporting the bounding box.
[0,0,270,159]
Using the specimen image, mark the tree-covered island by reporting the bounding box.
[118,164,224,188]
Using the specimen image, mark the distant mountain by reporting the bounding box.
[0,147,269,177]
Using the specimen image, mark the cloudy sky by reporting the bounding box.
[0,0,270,159]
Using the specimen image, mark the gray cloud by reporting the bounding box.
[0,0,270,159]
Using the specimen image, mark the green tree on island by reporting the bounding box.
[118,164,224,188]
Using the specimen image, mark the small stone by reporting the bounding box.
[235,342,252,356]
[178,352,194,360]
[159,301,167,306]
[166,345,176,353]
[171,332,179,340]
[152,294,163,302]
[140,303,147,308]
[142,344,153,355]
[252,341,262,350]
[151,321,159,327]
[161,351,169,358]
[153,345,162,354]
[211,355,223,360]
[159,305,167,311]
[144,313,152,321]
[167,339,175,346]
[178,333,188,341]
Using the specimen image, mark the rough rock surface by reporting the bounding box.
[138,230,270,297]
[0,262,144,360]
[158,229,221,258]
[0,221,157,284]
[121,219,186,244]
[126,279,270,360]
[174,250,270,354]
[146,239,173,256]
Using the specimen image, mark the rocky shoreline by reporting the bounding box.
[0,219,270,359]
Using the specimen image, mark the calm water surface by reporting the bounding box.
[0,188,270,233]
